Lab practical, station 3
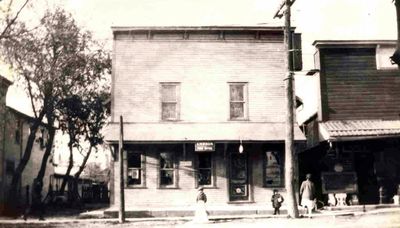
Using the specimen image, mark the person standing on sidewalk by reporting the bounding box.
[193,187,208,223]
[300,173,316,216]
[271,189,284,215]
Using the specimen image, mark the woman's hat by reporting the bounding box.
[198,186,204,190]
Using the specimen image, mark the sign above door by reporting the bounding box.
[195,142,215,152]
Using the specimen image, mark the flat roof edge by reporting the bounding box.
[111,26,294,32]
[313,40,397,47]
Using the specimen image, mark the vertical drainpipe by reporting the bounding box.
[1,103,6,212]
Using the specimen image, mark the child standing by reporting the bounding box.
[271,189,284,215]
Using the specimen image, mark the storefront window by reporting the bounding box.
[264,151,284,187]
[197,153,213,186]
[127,152,145,187]
[160,152,176,186]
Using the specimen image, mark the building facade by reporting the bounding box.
[296,40,400,205]
[0,76,53,214]
[105,26,305,209]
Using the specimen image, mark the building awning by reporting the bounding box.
[104,122,306,143]
[319,120,400,141]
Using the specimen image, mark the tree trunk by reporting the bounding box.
[7,111,45,215]
[35,126,55,192]
[73,145,93,180]
[59,143,74,194]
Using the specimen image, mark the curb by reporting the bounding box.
[1,206,399,224]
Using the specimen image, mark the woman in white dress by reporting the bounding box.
[193,187,208,223]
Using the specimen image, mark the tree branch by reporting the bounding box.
[0,0,30,40]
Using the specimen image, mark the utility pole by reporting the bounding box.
[118,116,125,223]
[274,0,300,218]
[395,0,400,48]
[390,0,400,67]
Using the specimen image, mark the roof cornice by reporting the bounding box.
[112,25,294,33]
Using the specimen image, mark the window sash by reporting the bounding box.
[160,83,179,120]
[161,103,177,120]
[126,151,145,187]
[159,152,177,187]
[229,83,247,120]
[230,85,244,101]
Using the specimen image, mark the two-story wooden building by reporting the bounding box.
[105,26,305,211]
[296,40,400,205]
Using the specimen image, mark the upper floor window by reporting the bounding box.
[159,152,178,188]
[127,151,146,187]
[229,83,248,120]
[376,44,397,70]
[160,83,180,121]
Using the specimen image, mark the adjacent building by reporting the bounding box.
[105,26,305,209]
[0,75,53,214]
[296,40,400,205]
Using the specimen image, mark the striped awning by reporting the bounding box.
[319,120,400,141]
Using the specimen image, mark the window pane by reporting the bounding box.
[162,103,177,119]
[230,85,244,101]
[161,85,176,102]
[230,102,244,118]
[127,153,141,168]
[128,169,141,185]
[265,151,283,187]
[160,170,174,185]
[160,152,174,169]
[198,169,211,185]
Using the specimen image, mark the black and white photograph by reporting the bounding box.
[0,0,400,227]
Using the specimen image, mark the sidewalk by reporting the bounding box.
[0,204,399,225]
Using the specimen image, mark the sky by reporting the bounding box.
[1,0,398,167]
[4,0,397,113]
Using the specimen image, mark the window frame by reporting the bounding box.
[228,82,249,120]
[160,82,181,121]
[263,150,285,188]
[158,151,179,189]
[125,150,146,188]
[195,152,216,188]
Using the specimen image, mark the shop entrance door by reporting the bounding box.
[229,153,249,201]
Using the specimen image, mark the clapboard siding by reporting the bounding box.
[320,48,400,120]
[113,37,287,123]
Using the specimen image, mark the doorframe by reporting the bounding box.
[226,144,253,203]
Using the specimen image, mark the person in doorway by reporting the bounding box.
[193,186,208,223]
[271,189,284,215]
[300,173,316,216]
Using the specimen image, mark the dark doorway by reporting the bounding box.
[354,152,378,204]
[229,153,249,201]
